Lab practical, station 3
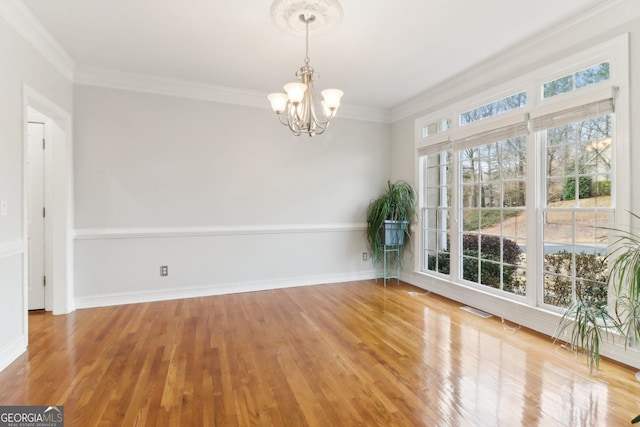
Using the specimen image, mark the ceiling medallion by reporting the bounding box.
[270,0,343,36]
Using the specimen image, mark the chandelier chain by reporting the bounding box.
[304,16,310,65]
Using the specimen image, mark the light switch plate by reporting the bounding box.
[0,200,7,216]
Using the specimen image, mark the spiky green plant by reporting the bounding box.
[554,297,618,374]
[366,180,417,264]
[608,211,640,306]
[553,211,640,421]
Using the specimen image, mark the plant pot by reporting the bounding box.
[381,220,408,246]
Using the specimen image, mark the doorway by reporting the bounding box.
[23,84,74,318]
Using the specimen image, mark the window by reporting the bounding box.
[416,36,626,317]
[540,111,613,308]
[460,137,527,295]
[460,92,527,126]
[422,119,451,138]
[422,150,452,275]
[542,62,610,99]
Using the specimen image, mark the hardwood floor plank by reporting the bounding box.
[1,280,640,425]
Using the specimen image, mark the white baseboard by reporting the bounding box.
[0,335,27,372]
[75,271,376,309]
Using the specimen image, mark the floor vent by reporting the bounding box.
[460,306,492,318]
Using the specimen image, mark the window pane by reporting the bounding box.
[543,75,573,98]
[590,175,611,207]
[480,260,501,289]
[543,211,573,249]
[547,145,576,177]
[575,211,610,252]
[462,255,480,283]
[460,92,527,125]
[502,210,526,240]
[426,187,439,203]
[423,119,452,137]
[575,62,610,89]
[462,209,480,231]
[508,267,527,296]
[503,182,526,208]
[544,272,573,307]
[546,178,566,204]
[424,123,438,137]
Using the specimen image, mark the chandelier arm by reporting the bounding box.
[310,113,331,134]
[287,105,304,134]
[275,106,301,135]
[275,112,290,127]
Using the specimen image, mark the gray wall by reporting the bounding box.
[72,85,390,306]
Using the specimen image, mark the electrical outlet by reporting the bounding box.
[362,252,368,261]
[160,265,168,276]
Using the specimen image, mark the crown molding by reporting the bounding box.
[75,66,390,124]
[0,0,75,81]
[338,104,391,123]
[391,0,634,122]
[74,66,269,108]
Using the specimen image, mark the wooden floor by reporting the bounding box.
[0,280,639,426]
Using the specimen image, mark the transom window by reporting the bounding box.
[422,119,452,138]
[542,62,610,99]
[460,92,527,126]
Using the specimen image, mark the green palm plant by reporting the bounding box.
[553,212,640,423]
[600,212,640,354]
[366,180,417,264]
[554,295,618,374]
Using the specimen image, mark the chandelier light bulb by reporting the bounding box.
[283,82,307,104]
[321,88,343,110]
[268,93,289,114]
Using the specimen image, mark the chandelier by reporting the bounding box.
[268,6,343,137]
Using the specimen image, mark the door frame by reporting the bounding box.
[22,84,74,321]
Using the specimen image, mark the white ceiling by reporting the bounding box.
[21,0,609,111]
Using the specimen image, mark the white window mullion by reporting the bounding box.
[527,130,541,307]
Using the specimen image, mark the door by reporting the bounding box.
[28,121,45,310]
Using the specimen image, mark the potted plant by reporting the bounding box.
[366,180,417,265]
[553,212,640,423]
